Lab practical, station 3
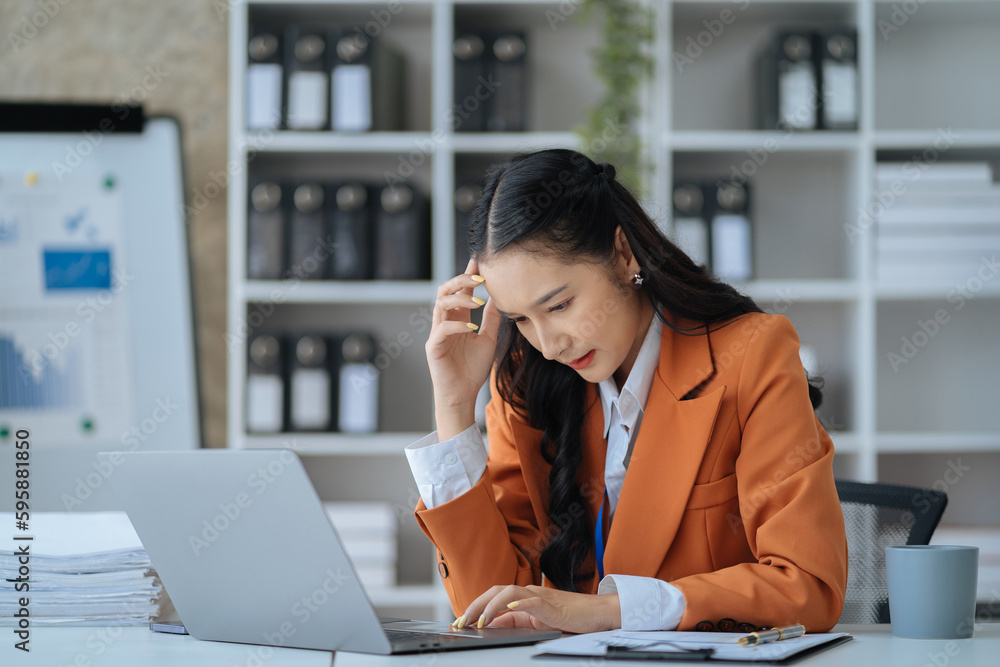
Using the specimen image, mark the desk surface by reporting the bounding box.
[5,624,1000,666]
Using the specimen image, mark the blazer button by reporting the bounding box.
[737,623,756,633]
[695,621,714,632]
[717,618,737,632]
[438,561,449,579]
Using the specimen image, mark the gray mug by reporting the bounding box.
[885,545,979,639]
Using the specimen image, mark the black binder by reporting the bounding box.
[486,32,528,132]
[671,182,710,269]
[246,333,285,433]
[329,182,374,280]
[246,27,283,130]
[454,181,482,272]
[336,333,378,433]
[288,182,328,280]
[329,31,405,132]
[287,333,334,432]
[818,29,858,130]
[247,181,286,280]
[452,33,487,132]
[708,181,753,282]
[374,184,431,280]
[284,25,329,130]
[756,30,818,130]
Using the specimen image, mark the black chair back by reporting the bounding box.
[836,480,948,624]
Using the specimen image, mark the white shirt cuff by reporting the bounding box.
[404,425,488,509]
[598,574,686,631]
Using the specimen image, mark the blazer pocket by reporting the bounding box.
[686,473,738,510]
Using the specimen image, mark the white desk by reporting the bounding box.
[5,624,1000,665]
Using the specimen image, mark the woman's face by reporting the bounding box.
[478,245,652,387]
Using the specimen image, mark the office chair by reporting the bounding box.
[835,480,948,624]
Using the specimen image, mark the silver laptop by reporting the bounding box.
[100,449,560,654]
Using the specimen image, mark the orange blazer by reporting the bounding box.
[414,312,848,631]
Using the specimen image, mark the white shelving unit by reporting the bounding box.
[228,0,1000,619]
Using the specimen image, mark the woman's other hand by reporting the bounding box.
[426,257,501,440]
[451,585,621,635]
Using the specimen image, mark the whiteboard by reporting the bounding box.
[0,115,200,511]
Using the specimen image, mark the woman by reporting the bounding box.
[405,149,847,634]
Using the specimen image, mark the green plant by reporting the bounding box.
[574,0,655,194]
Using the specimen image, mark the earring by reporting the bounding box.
[632,271,644,287]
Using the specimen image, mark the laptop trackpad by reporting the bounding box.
[382,620,559,640]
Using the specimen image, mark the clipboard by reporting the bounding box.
[533,630,853,664]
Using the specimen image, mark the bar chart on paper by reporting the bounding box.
[0,328,83,410]
[0,170,134,444]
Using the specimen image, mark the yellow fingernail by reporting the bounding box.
[471,274,485,283]
[471,296,486,306]
[507,601,520,609]
[454,615,466,629]
[477,614,485,629]
[467,322,479,331]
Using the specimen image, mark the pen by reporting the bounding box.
[738,624,805,646]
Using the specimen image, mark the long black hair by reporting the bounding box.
[468,149,822,592]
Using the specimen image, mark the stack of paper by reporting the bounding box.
[932,525,1000,601]
[0,512,161,626]
[874,161,1000,285]
[323,502,397,589]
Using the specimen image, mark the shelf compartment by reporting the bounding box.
[874,1,1000,132]
[870,146,1000,295]
[673,150,860,281]
[301,454,438,588]
[671,2,859,132]
[242,302,436,434]
[247,2,434,131]
[876,299,1000,433]
[453,2,602,133]
[756,300,858,433]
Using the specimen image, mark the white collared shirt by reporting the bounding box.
[405,313,686,631]
[598,315,662,517]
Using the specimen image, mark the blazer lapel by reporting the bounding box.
[603,384,724,577]
[602,317,726,578]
